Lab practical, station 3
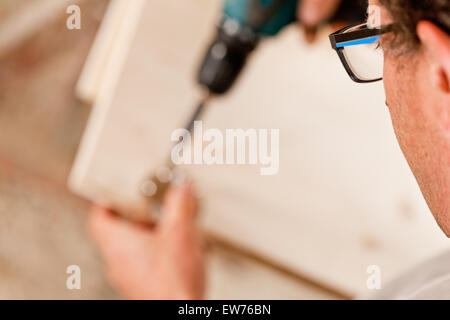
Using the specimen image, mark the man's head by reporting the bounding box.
[370,0,450,235]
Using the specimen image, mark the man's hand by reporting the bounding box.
[297,0,343,42]
[88,183,205,300]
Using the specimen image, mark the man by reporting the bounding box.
[88,0,449,299]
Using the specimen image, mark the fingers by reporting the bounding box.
[298,0,342,27]
[160,183,198,233]
[89,183,198,252]
[88,205,152,260]
[88,205,116,244]
[89,205,127,243]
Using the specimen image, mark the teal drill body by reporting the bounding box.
[223,0,299,36]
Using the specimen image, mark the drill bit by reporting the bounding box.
[140,91,211,220]
[164,91,211,169]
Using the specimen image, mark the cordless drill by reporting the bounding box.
[142,0,367,218]
[198,0,367,94]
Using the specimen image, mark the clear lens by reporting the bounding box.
[341,25,384,81]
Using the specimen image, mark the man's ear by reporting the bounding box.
[417,21,450,93]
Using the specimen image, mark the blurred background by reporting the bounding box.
[0,0,115,299]
[0,0,448,300]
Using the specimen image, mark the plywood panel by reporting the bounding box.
[70,0,449,296]
[76,0,137,104]
[206,245,340,300]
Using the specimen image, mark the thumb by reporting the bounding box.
[160,183,198,233]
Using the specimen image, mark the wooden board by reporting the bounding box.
[206,245,340,300]
[76,0,138,104]
[70,0,450,297]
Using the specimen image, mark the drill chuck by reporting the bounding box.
[197,18,259,95]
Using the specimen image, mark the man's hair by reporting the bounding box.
[379,0,450,50]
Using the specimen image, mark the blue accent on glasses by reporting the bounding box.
[336,35,381,48]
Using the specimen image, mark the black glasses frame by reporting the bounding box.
[329,23,394,83]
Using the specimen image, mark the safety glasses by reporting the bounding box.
[329,23,394,83]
